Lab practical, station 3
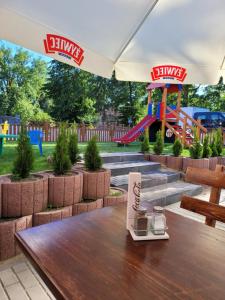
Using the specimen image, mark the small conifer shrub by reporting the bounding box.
[189,129,202,159]
[141,132,150,153]
[202,134,212,158]
[210,135,218,157]
[68,124,80,164]
[12,125,34,179]
[153,130,164,155]
[172,139,183,157]
[84,136,102,171]
[215,128,223,156]
[53,123,71,175]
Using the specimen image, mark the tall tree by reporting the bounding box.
[0,44,49,122]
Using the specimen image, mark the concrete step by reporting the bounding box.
[101,152,145,163]
[111,168,180,190]
[141,181,202,210]
[104,161,160,176]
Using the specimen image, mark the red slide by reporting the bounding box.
[113,115,156,144]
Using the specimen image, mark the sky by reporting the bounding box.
[0,39,52,63]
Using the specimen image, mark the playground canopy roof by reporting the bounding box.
[0,0,225,85]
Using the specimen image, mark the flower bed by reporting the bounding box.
[103,188,127,207]
[48,172,83,207]
[0,215,32,261]
[33,206,72,226]
[73,199,103,215]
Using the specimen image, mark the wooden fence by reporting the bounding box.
[7,125,129,143]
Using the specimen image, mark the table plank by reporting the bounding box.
[16,204,225,300]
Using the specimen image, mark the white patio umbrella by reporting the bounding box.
[0,0,225,84]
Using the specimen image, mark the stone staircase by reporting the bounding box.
[101,152,202,209]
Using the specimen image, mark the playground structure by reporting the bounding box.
[113,83,207,146]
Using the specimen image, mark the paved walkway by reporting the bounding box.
[1,186,224,300]
[0,255,55,300]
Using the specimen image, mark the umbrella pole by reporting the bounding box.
[161,87,167,139]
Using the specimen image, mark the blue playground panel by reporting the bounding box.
[0,115,20,125]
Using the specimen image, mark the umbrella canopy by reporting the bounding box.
[0,0,225,84]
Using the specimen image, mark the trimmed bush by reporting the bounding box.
[141,132,150,153]
[53,123,71,175]
[215,128,223,156]
[210,134,218,157]
[202,134,212,158]
[172,139,183,157]
[153,130,164,155]
[189,129,202,159]
[68,124,79,164]
[12,125,34,179]
[84,136,102,171]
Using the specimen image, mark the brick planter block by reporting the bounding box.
[209,157,219,170]
[82,169,111,200]
[217,157,225,166]
[149,155,168,166]
[183,158,209,172]
[0,215,32,261]
[73,199,103,216]
[48,172,83,207]
[2,177,48,218]
[166,156,183,171]
[103,188,128,207]
[33,206,72,226]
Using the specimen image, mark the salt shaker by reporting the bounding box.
[151,206,166,235]
[134,207,148,236]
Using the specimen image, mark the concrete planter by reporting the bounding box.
[209,157,219,170]
[183,158,209,172]
[73,198,103,215]
[82,169,111,200]
[217,156,225,166]
[166,156,183,171]
[103,188,127,207]
[0,215,32,261]
[33,206,72,226]
[48,172,83,207]
[149,154,168,166]
[1,176,48,218]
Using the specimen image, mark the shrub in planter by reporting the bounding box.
[167,140,183,170]
[12,125,34,180]
[141,132,150,153]
[83,136,110,200]
[0,215,32,261]
[48,124,83,207]
[103,188,127,207]
[68,124,80,165]
[189,129,202,159]
[2,126,48,218]
[172,139,183,157]
[153,130,164,155]
[215,128,223,156]
[210,135,218,157]
[53,123,71,175]
[202,134,212,158]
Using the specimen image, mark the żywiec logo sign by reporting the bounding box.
[44,34,84,66]
[151,65,187,82]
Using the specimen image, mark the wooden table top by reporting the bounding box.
[16,204,225,300]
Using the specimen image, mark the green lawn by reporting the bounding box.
[0,141,223,176]
[0,141,178,175]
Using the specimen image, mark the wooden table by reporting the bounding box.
[0,134,18,155]
[16,204,225,300]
